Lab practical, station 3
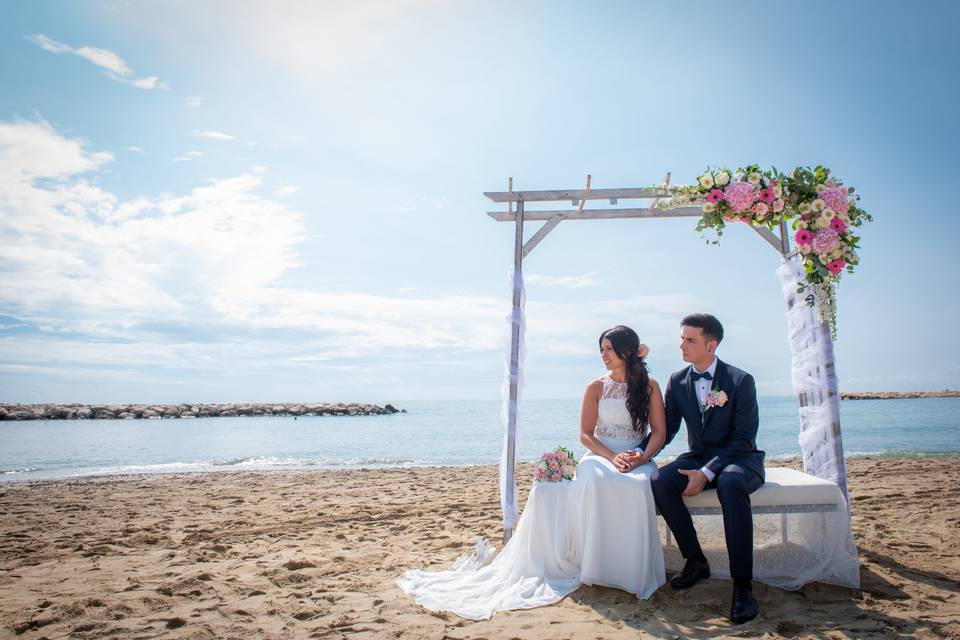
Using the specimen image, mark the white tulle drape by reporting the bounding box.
[775,256,850,503]
[658,256,860,590]
[499,267,526,533]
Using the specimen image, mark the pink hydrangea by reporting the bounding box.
[724,181,757,213]
[795,229,813,245]
[820,185,850,214]
[827,258,846,275]
[811,228,840,254]
[706,188,725,203]
[830,217,847,233]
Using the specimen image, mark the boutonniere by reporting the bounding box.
[704,388,728,409]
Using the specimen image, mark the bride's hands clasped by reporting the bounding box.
[612,450,645,473]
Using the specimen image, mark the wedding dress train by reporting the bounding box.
[396,376,665,619]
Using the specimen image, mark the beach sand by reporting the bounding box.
[1,456,958,639]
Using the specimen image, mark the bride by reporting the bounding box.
[396,325,667,619]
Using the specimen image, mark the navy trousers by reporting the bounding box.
[651,457,763,581]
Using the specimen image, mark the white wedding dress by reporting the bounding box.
[396,376,665,620]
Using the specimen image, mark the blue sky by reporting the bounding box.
[1,1,958,403]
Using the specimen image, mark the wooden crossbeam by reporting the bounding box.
[750,224,784,252]
[484,187,667,203]
[488,206,704,222]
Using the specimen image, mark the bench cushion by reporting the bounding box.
[682,467,840,509]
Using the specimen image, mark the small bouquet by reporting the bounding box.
[533,446,578,482]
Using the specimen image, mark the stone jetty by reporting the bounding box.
[0,402,404,421]
[841,390,959,400]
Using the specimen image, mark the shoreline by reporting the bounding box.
[0,450,960,487]
[1,454,957,639]
[6,451,960,485]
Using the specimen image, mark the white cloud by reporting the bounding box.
[26,33,169,90]
[526,272,602,289]
[73,44,132,76]
[193,129,236,142]
[127,146,144,153]
[132,76,170,90]
[27,33,72,54]
[276,185,298,198]
[184,96,206,108]
[173,150,203,161]
[0,120,704,393]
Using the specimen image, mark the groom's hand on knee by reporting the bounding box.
[679,469,708,497]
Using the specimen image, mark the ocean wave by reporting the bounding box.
[0,457,436,482]
[209,456,428,468]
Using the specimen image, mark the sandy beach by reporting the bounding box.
[1,456,958,640]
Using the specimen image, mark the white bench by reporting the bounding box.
[664,467,841,545]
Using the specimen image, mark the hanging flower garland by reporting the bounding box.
[656,165,872,338]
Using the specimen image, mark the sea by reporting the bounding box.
[1,396,958,482]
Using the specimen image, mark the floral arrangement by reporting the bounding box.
[704,389,728,409]
[533,446,578,482]
[656,165,872,338]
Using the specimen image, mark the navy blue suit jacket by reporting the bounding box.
[645,358,765,480]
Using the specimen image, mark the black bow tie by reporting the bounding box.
[690,370,712,382]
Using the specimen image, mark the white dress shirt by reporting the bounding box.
[692,357,718,482]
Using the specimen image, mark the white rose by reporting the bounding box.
[816,184,825,193]
[748,172,762,186]
[818,253,831,263]
[699,174,715,189]
[831,249,844,259]
[800,244,812,255]
[812,198,826,212]
[703,202,716,213]
[817,215,831,228]
[799,202,812,215]
[822,208,836,219]
[715,171,730,186]
[774,184,783,198]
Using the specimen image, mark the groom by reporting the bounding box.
[645,313,765,624]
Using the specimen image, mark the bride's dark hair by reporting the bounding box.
[599,325,650,430]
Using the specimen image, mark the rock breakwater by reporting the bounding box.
[841,391,959,400]
[0,402,404,421]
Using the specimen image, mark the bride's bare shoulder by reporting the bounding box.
[647,377,663,394]
[584,377,605,395]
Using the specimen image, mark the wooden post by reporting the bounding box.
[504,198,524,543]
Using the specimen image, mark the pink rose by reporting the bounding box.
[752,201,769,217]
[773,198,785,213]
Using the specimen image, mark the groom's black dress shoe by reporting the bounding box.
[670,557,710,590]
[730,586,758,624]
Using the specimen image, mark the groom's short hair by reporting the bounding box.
[681,313,724,344]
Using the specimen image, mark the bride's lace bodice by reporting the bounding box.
[595,376,646,441]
